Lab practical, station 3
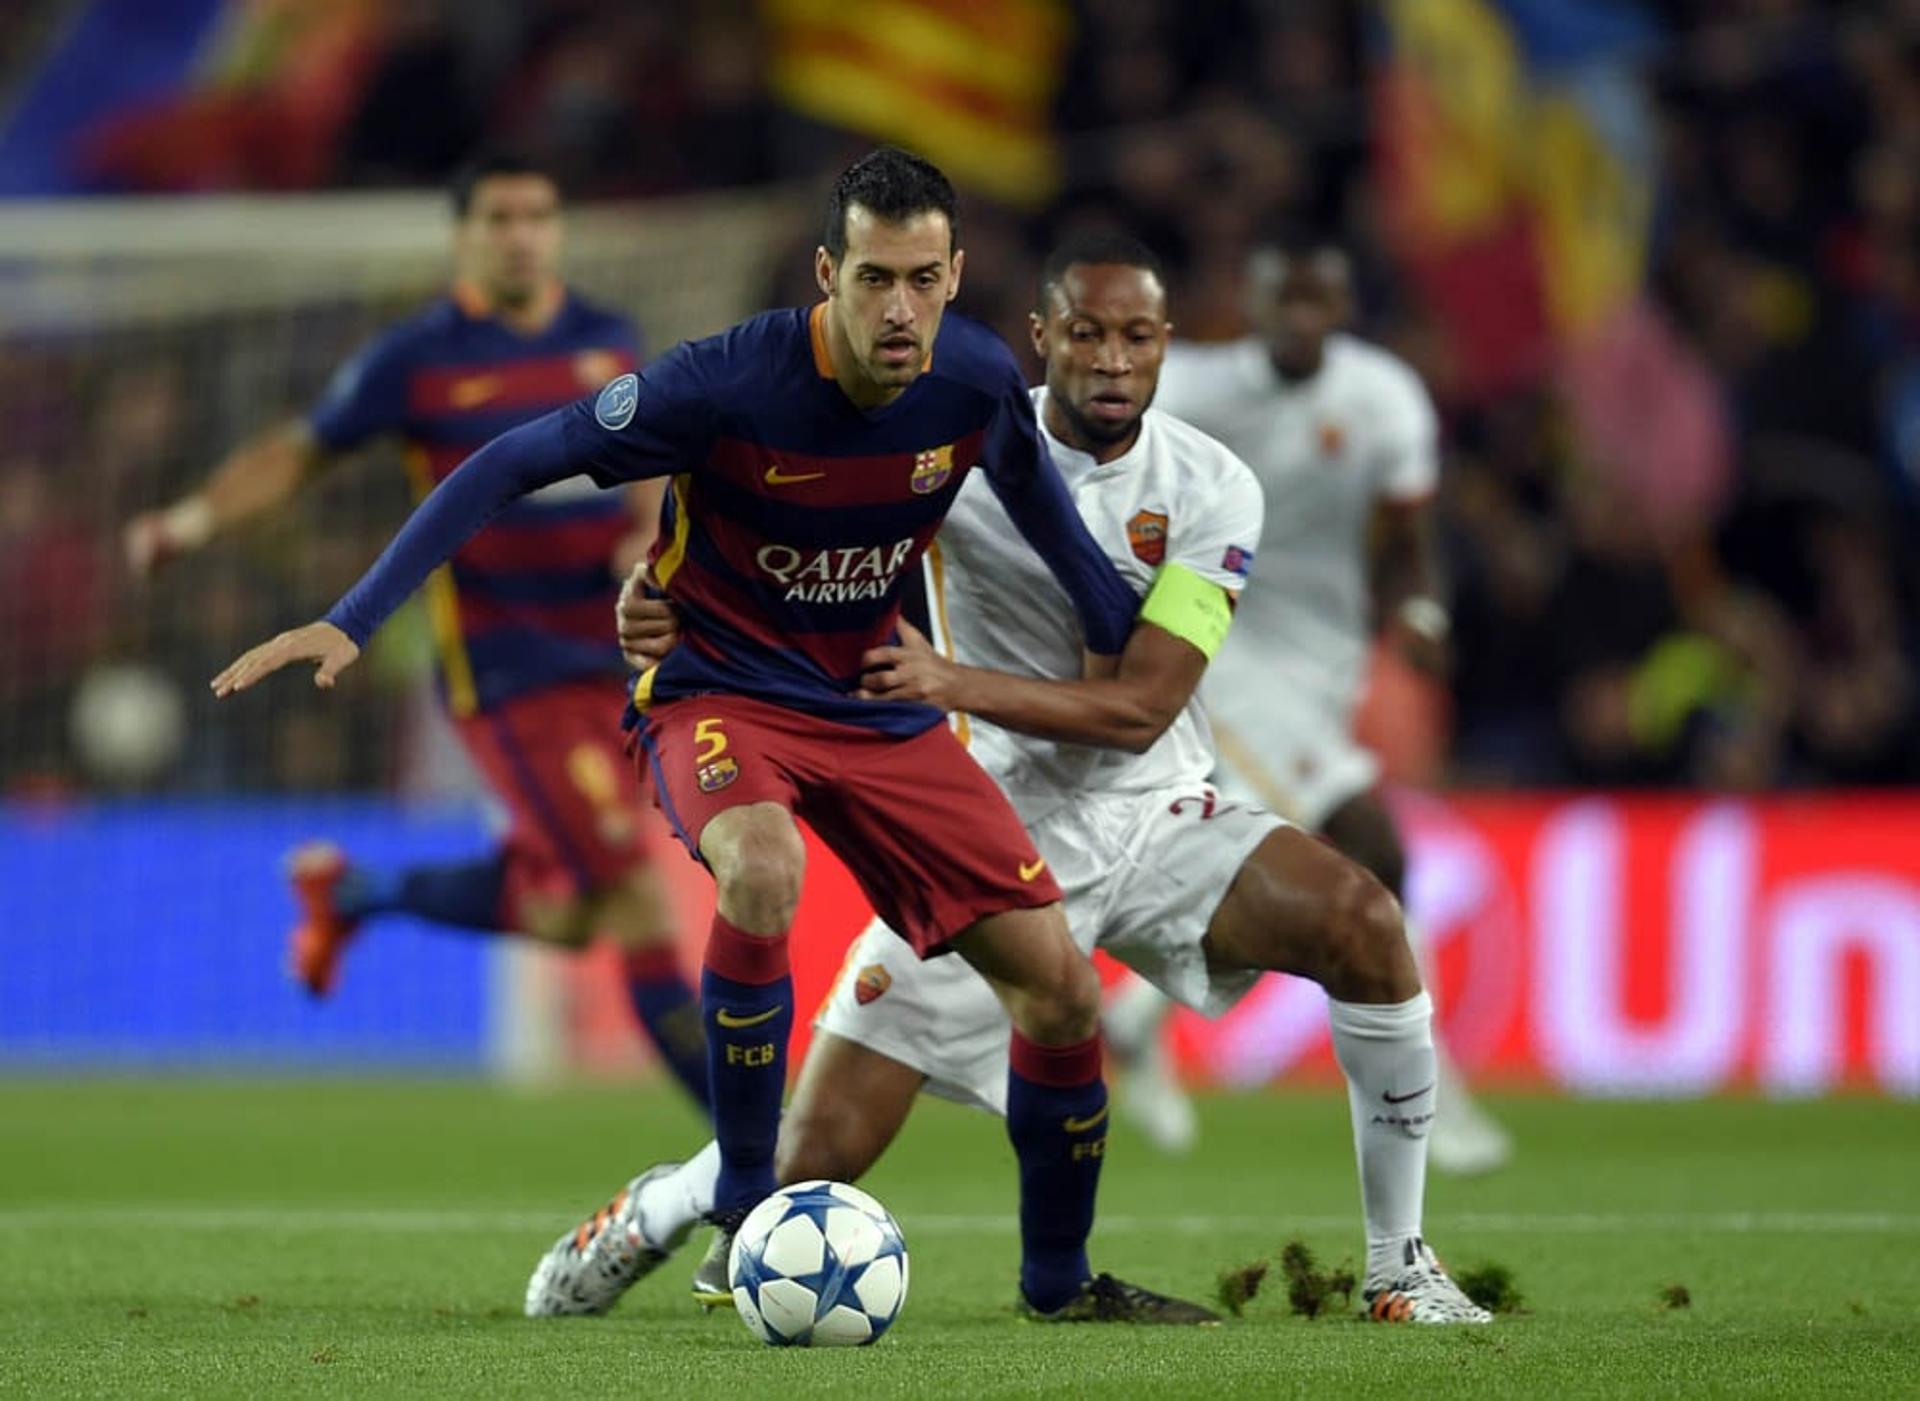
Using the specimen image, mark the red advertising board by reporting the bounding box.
[562,793,1920,1096]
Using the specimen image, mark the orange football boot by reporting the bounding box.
[285,841,361,998]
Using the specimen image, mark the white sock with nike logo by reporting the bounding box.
[1327,992,1436,1279]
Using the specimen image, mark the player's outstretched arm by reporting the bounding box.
[210,409,587,697]
[125,421,331,576]
[859,615,1209,755]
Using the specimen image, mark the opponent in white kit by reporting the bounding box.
[1116,239,1513,1173]
[525,233,1490,1326]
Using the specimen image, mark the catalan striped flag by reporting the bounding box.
[763,0,1071,207]
[1373,0,1658,395]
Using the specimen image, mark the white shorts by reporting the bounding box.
[1204,697,1376,833]
[815,783,1284,1114]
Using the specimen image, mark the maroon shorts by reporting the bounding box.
[636,694,1062,956]
[454,678,651,908]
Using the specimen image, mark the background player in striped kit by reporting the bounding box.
[126,154,708,1110]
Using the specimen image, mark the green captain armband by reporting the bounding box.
[1139,561,1233,659]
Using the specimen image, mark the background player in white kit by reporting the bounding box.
[529,234,1490,1326]
[1122,239,1513,1174]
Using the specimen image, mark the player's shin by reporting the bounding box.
[623,947,712,1113]
[701,915,792,1215]
[1006,1031,1108,1313]
[338,852,508,930]
[1327,992,1436,1277]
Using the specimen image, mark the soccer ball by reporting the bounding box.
[728,1180,909,1346]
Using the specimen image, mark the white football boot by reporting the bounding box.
[1117,1034,1198,1155]
[1362,1237,1493,1324]
[1427,1050,1514,1177]
[1104,981,1197,1155]
[524,1164,691,1317]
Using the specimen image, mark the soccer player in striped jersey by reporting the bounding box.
[126,154,708,1110]
[212,148,1211,1325]
[541,234,1490,1327]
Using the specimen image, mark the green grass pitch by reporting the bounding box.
[2,1081,1915,1397]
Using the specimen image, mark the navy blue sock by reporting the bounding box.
[335,853,507,933]
[1007,1032,1108,1313]
[703,915,791,1215]
[624,947,711,1115]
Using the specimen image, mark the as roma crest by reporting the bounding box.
[1127,509,1169,566]
[696,757,739,793]
[854,964,892,1005]
[911,444,954,494]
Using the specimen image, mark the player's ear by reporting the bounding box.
[1028,310,1047,359]
[946,248,964,303]
[815,246,835,298]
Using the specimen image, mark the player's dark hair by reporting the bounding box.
[1251,230,1350,287]
[450,152,557,217]
[1037,230,1166,311]
[822,147,959,259]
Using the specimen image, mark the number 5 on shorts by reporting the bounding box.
[692,718,739,793]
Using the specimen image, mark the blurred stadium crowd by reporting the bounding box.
[1,0,1915,796]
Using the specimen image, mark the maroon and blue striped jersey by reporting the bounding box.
[326,305,1140,737]
[308,284,639,715]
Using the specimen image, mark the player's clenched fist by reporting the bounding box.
[211,621,360,697]
[123,499,214,578]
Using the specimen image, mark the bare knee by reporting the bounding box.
[1008,948,1101,1046]
[1319,864,1419,1004]
[703,807,805,934]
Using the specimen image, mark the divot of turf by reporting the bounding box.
[1659,1283,1692,1310]
[1215,1261,1268,1317]
[1278,1240,1355,1320]
[1453,1262,1525,1315]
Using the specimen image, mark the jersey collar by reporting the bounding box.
[452,278,567,337]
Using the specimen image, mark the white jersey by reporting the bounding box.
[927,387,1264,824]
[1156,332,1438,719]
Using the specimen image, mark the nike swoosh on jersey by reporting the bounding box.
[1382,1084,1434,1105]
[449,375,502,408]
[1018,858,1047,882]
[714,1006,781,1029]
[765,464,826,486]
[1062,1105,1110,1133]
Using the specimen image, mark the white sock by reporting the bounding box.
[634,1140,720,1248]
[1104,977,1174,1066]
[1327,992,1435,1278]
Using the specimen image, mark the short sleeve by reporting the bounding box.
[307,330,413,452]
[1373,363,1440,502]
[1167,452,1265,594]
[562,340,718,486]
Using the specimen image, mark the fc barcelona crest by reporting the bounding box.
[1127,509,1169,566]
[910,444,954,494]
[696,757,739,793]
[854,964,892,1005]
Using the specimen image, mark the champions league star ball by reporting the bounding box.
[728,1180,909,1346]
